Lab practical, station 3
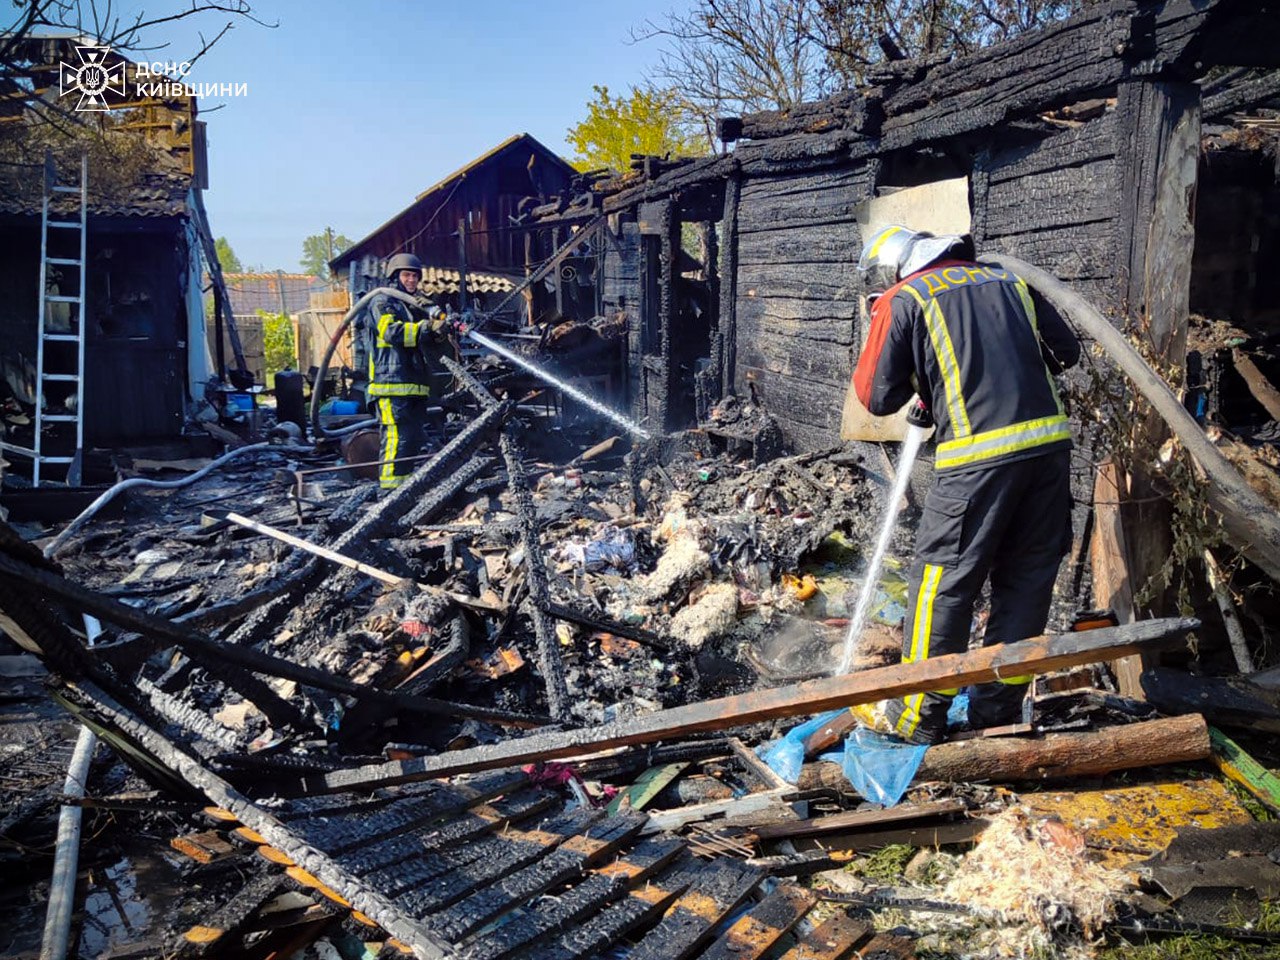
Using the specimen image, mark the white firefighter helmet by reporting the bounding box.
[858,224,966,281]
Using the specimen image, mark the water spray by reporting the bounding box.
[465,328,651,440]
[835,399,931,675]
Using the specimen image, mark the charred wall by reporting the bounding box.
[972,109,1122,311]
[732,165,871,450]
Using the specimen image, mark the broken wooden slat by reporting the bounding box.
[1092,460,1141,697]
[392,808,606,919]
[776,910,872,960]
[177,872,282,957]
[526,861,697,960]
[338,789,558,877]
[789,820,990,858]
[624,859,763,960]
[170,829,235,864]
[1209,725,1280,815]
[310,617,1198,793]
[424,812,647,942]
[463,837,685,960]
[698,885,818,960]
[754,800,967,842]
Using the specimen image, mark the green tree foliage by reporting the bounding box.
[301,228,353,280]
[567,84,709,174]
[259,310,296,385]
[214,236,243,273]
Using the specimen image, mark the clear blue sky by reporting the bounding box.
[123,0,690,271]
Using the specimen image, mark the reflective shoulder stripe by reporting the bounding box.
[935,414,1071,470]
[1013,276,1067,418]
[376,312,395,347]
[901,285,972,438]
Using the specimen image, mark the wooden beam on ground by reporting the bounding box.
[307,617,1198,794]
[753,800,967,842]
[699,885,818,960]
[1209,725,1280,815]
[776,911,872,960]
[797,713,1209,793]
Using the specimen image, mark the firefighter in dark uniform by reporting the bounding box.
[850,225,1081,744]
[366,253,450,490]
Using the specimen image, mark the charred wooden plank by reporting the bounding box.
[391,808,606,919]
[777,910,872,959]
[753,800,967,842]
[176,871,282,956]
[698,885,818,960]
[424,812,647,942]
[337,789,559,877]
[626,859,763,960]
[59,678,454,955]
[463,837,685,960]
[526,861,700,960]
[307,618,1199,794]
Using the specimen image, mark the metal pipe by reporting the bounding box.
[39,615,101,960]
[44,441,309,559]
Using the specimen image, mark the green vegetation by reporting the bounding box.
[214,236,243,273]
[301,228,353,280]
[259,310,296,384]
[567,84,709,174]
[850,843,916,884]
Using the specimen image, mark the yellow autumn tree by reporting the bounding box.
[566,84,709,174]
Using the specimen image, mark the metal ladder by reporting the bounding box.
[2,152,88,486]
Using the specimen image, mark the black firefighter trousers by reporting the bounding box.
[374,396,430,490]
[883,449,1073,742]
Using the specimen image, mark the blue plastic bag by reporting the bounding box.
[836,727,928,807]
[757,709,846,784]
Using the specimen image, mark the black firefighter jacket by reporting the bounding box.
[363,290,448,398]
[853,259,1081,473]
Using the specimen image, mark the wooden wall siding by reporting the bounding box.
[973,110,1121,309]
[601,221,643,418]
[733,166,869,450]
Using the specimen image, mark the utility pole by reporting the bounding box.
[325,226,334,281]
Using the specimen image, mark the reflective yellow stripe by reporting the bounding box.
[1013,277,1066,417]
[867,225,905,261]
[378,399,399,489]
[899,563,944,738]
[402,321,421,348]
[905,563,943,665]
[996,674,1033,685]
[368,382,430,397]
[902,286,971,437]
[935,414,1071,470]
[376,312,395,347]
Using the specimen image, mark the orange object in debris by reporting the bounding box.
[782,573,819,601]
[599,633,642,659]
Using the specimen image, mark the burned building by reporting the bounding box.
[0,37,238,485]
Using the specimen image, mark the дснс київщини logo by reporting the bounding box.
[58,44,126,111]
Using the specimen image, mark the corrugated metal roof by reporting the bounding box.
[421,266,516,295]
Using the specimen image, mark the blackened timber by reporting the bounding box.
[464,837,685,960]
[391,808,606,919]
[698,885,818,960]
[732,90,877,141]
[776,911,872,959]
[308,617,1197,793]
[398,455,494,530]
[626,859,762,960]
[539,600,674,652]
[423,812,647,942]
[176,870,282,957]
[336,789,558,877]
[0,553,550,729]
[443,355,572,720]
[527,861,698,960]
[720,165,741,400]
[61,678,454,957]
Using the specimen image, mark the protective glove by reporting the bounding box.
[451,312,472,337]
[905,396,932,429]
